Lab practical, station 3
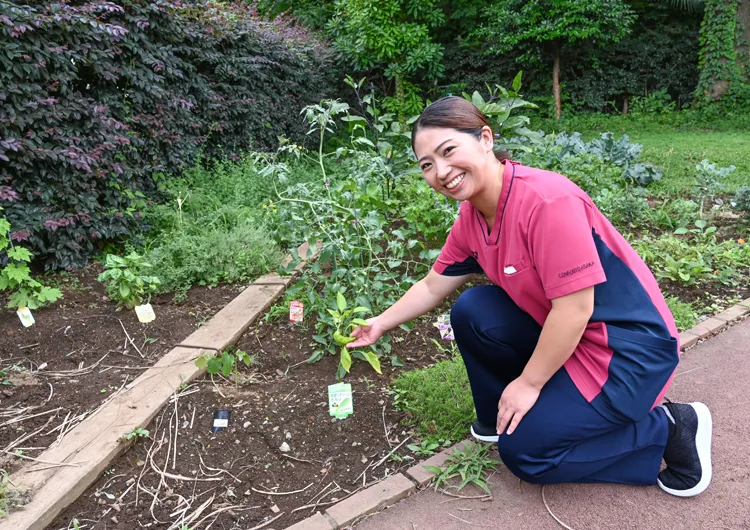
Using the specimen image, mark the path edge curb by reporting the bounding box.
[678,297,750,351]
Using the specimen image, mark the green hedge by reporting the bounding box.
[0,0,335,269]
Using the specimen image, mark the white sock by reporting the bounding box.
[661,404,676,424]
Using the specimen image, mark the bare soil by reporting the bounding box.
[48,295,460,530]
[0,265,244,475]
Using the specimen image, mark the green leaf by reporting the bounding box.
[119,284,131,300]
[352,306,369,314]
[350,318,369,326]
[363,351,381,374]
[195,355,209,369]
[390,355,405,367]
[512,70,523,92]
[221,353,234,376]
[37,286,62,303]
[3,263,30,284]
[0,218,10,239]
[471,91,485,108]
[340,347,352,373]
[206,357,222,374]
[307,349,325,364]
[237,350,252,366]
[6,246,32,262]
[327,308,341,320]
[336,292,347,311]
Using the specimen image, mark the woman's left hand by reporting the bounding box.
[496,377,541,436]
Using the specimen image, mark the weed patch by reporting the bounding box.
[391,356,474,445]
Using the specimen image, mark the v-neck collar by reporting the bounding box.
[474,160,516,247]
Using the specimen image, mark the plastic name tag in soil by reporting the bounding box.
[17,307,35,327]
[135,303,156,323]
[289,300,304,322]
[328,382,353,419]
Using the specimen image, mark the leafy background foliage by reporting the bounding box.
[0,0,335,270]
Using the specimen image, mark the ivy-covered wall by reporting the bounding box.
[696,0,743,100]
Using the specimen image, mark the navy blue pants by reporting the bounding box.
[451,285,669,485]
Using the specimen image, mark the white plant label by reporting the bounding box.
[17,307,35,327]
[135,303,156,323]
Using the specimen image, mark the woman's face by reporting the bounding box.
[413,126,495,201]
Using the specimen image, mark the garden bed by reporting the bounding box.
[48,293,460,530]
[0,266,243,476]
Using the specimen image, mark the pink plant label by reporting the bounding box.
[289,301,304,323]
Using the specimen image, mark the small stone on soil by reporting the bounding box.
[270,504,280,513]
[279,442,291,452]
[285,431,291,439]
[243,421,251,428]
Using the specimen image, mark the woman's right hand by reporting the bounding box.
[347,317,386,349]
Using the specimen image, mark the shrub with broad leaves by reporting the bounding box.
[0,0,335,270]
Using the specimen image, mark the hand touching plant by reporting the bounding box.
[329,292,381,378]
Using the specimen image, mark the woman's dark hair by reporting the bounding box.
[411,96,510,161]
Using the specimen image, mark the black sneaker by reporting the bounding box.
[470,420,499,443]
[657,402,713,497]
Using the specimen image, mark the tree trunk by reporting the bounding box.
[552,40,561,120]
[623,95,629,115]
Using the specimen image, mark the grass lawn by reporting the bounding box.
[536,114,750,194]
[625,130,749,195]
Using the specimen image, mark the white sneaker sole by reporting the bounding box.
[470,425,499,443]
[658,402,713,497]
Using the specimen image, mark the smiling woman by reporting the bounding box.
[348,96,715,499]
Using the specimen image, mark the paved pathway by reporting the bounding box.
[355,319,750,530]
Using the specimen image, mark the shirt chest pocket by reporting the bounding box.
[500,256,544,303]
[502,256,530,277]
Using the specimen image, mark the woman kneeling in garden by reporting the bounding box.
[348,96,712,497]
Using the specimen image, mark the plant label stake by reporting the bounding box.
[433,313,454,340]
[328,382,353,419]
[212,409,231,433]
[289,301,303,323]
[135,303,156,323]
[17,307,35,327]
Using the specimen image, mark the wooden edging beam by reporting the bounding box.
[1,241,319,530]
